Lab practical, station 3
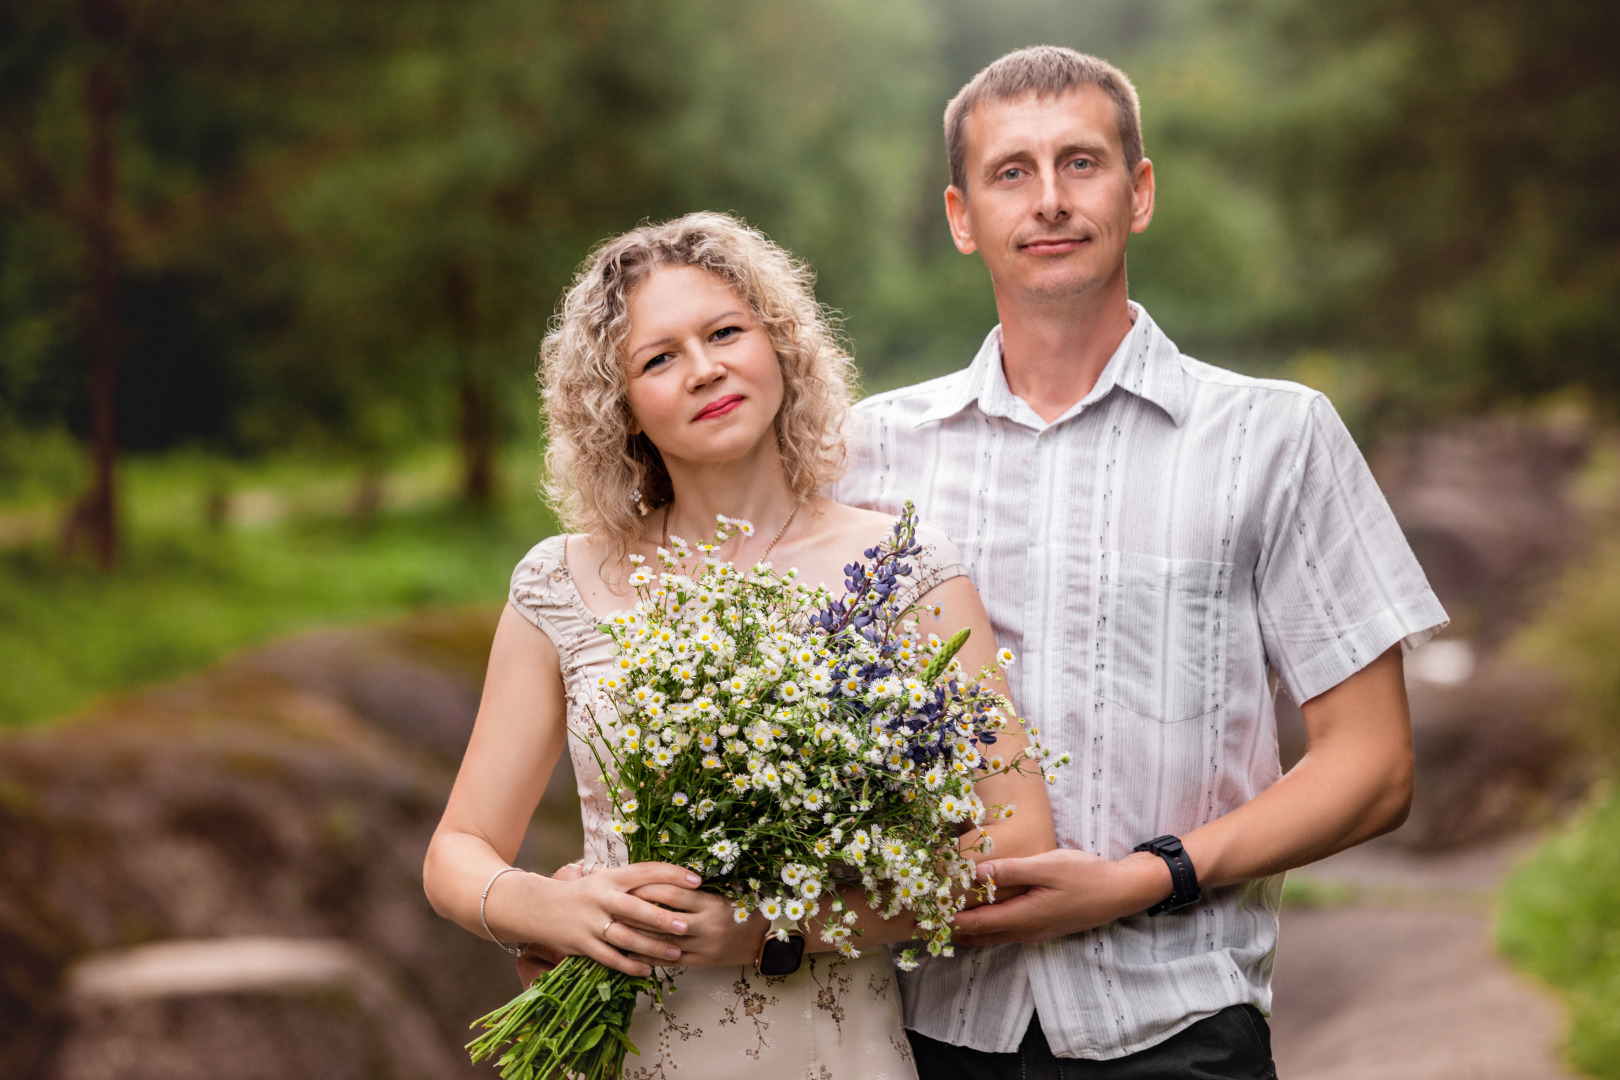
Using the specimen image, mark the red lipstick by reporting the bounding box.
[694,394,745,422]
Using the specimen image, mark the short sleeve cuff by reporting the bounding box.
[1278,591,1450,704]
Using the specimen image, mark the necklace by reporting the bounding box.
[660,502,800,567]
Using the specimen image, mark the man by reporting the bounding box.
[831,46,1447,1077]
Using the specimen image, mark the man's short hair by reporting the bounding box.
[945,46,1143,192]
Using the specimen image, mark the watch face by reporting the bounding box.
[758,934,806,977]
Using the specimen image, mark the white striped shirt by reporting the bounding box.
[832,304,1447,1060]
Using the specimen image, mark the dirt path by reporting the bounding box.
[1271,837,1577,1080]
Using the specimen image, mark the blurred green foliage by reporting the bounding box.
[9,0,1612,482]
[1515,496,1620,767]
[0,447,555,725]
[1499,787,1620,1078]
[3,0,1618,716]
[1210,0,1620,423]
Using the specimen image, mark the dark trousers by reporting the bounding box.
[907,1006,1277,1080]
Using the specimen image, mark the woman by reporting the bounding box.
[423,212,1055,1077]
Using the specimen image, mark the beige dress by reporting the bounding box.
[508,532,964,1080]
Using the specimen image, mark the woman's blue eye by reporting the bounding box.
[713,325,741,341]
[644,353,673,371]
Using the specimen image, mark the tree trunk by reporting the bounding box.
[81,51,122,570]
[457,373,496,508]
[445,264,496,508]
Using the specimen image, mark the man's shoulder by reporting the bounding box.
[1175,352,1325,406]
[1164,353,1370,486]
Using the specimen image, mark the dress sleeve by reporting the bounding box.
[507,534,577,655]
[1256,394,1449,703]
[895,520,968,611]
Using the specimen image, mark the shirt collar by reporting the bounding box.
[915,302,1188,429]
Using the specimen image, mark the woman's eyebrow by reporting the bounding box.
[629,335,678,360]
[629,310,750,360]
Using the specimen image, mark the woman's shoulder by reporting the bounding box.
[833,503,961,554]
[508,534,592,634]
[820,501,964,578]
[909,518,964,568]
[510,533,572,586]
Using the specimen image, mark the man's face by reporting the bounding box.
[945,85,1154,306]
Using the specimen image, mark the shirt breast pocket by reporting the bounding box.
[1096,550,1233,724]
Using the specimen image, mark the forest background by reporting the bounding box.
[3,0,1619,1075]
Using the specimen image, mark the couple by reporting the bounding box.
[424,46,1446,1079]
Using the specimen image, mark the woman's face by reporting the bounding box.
[623,264,785,473]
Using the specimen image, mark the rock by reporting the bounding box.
[0,608,583,1080]
[56,938,462,1080]
[1374,413,1589,645]
[1272,414,1598,849]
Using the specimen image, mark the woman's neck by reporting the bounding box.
[658,446,798,549]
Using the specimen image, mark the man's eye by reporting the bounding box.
[1066,158,1093,172]
[999,167,1024,182]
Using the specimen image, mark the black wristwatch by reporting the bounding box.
[1133,834,1202,916]
[755,926,806,976]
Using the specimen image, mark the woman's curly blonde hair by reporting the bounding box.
[540,212,857,566]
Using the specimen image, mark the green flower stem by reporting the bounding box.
[468,955,652,1080]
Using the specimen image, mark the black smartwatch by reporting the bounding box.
[1133,834,1201,916]
[755,927,806,976]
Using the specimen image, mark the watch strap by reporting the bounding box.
[1133,834,1201,916]
[754,916,806,976]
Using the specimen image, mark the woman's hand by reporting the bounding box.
[513,862,707,978]
[514,861,583,986]
[627,883,767,967]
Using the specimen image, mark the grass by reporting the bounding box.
[1498,477,1620,1078]
[1498,787,1620,1079]
[0,445,557,727]
[1278,877,1360,910]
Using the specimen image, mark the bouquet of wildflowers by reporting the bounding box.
[468,503,1066,1080]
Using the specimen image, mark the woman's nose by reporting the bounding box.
[686,345,725,389]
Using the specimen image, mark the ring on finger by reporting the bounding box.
[601,917,615,942]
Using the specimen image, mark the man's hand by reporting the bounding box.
[954,646,1415,948]
[949,850,1171,947]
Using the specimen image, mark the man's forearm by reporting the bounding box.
[951,646,1413,944]
[1181,645,1412,891]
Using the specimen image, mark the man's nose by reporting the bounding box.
[1034,167,1069,223]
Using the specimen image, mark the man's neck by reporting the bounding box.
[995,274,1135,424]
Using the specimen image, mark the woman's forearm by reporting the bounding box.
[803,882,917,953]
[801,806,1054,953]
[424,827,564,950]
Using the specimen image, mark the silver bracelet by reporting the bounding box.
[479,866,527,957]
